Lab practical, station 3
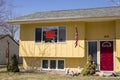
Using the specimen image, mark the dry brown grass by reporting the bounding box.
[0,66,120,80]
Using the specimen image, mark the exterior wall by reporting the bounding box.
[115,20,120,71]
[86,21,115,40]
[23,57,87,72]
[20,22,85,57]
[20,20,120,72]
[0,36,22,64]
[86,21,116,71]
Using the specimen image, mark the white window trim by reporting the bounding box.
[34,26,66,44]
[41,59,49,70]
[41,59,65,71]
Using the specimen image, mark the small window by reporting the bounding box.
[42,60,48,68]
[35,28,42,42]
[42,59,64,70]
[50,60,56,69]
[58,60,64,69]
[102,41,111,47]
[59,27,66,42]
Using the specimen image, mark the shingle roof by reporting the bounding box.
[0,35,19,45]
[7,6,120,24]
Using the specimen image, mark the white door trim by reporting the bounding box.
[86,40,115,71]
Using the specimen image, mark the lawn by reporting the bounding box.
[0,67,120,80]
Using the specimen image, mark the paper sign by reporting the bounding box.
[46,30,56,39]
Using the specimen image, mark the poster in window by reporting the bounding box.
[45,30,56,39]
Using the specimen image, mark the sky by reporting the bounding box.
[11,0,117,16]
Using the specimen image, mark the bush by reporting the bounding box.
[81,55,96,76]
[8,54,19,72]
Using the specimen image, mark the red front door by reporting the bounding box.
[100,41,114,71]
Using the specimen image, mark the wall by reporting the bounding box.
[20,20,120,72]
[0,36,21,64]
[23,57,87,72]
[86,21,118,71]
[115,20,120,71]
[86,21,115,40]
[20,22,85,57]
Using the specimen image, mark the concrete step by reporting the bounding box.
[102,71,114,75]
[96,71,114,77]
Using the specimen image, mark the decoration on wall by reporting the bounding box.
[45,30,56,39]
[104,35,109,38]
[102,41,111,47]
[75,27,78,48]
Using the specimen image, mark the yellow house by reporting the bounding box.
[7,6,120,72]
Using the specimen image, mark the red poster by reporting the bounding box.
[46,30,56,39]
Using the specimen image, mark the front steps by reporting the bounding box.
[96,71,114,77]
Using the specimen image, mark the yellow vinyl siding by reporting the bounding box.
[19,22,85,57]
[20,20,120,71]
[116,20,120,57]
[115,20,120,71]
[86,21,115,40]
[23,57,87,71]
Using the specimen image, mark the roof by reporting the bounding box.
[0,35,19,46]
[7,6,120,24]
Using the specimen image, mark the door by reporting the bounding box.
[100,41,114,71]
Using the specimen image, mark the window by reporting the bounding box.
[43,27,57,43]
[42,59,64,70]
[102,41,111,47]
[35,28,42,42]
[42,60,48,69]
[50,60,56,69]
[35,26,66,43]
[59,27,66,42]
[58,60,64,69]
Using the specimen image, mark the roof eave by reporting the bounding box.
[7,16,120,25]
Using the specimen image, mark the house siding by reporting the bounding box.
[20,20,120,72]
[86,21,115,40]
[20,22,85,57]
[115,20,120,71]
[23,57,87,71]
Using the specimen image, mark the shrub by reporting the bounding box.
[81,55,96,76]
[8,54,19,72]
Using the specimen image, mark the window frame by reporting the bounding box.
[35,26,66,43]
[42,60,49,69]
[58,60,65,69]
[41,59,65,70]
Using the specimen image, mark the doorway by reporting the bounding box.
[100,41,114,71]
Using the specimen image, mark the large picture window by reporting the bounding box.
[35,26,66,43]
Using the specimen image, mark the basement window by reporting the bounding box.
[42,59,65,70]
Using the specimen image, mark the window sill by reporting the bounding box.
[42,68,65,71]
[34,42,67,44]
